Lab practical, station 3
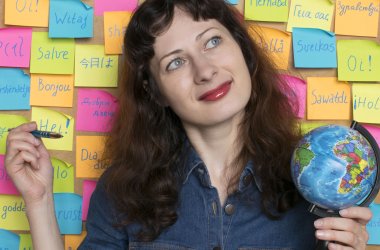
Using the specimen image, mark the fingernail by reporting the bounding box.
[314,220,323,227]
[339,209,348,216]
[316,230,325,238]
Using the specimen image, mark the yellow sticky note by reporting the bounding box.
[5,0,49,27]
[65,231,87,250]
[104,11,132,54]
[0,114,28,154]
[75,45,118,87]
[352,84,380,124]
[335,0,380,37]
[31,107,74,151]
[337,40,380,82]
[19,233,33,250]
[76,136,108,178]
[287,0,334,32]
[0,195,29,231]
[307,77,351,120]
[248,25,291,70]
[52,157,74,193]
[30,32,75,74]
[244,0,289,22]
[30,74,74,108]
[299,121,328,135]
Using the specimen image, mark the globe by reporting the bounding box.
[291,124,378,211]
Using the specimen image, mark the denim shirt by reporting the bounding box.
[79,145,318,250]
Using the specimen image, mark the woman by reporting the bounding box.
[5,0,372,249]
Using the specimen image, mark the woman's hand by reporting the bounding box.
[5,122,53,206]
[314,206,372,249]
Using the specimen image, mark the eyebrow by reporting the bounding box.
[158,27,218,64]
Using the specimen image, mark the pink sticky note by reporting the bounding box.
[0,28,32,68]
[0,155,19,195]
[363,124,380,148]
[280,74,306,118]
[94,0,138,16]
[82,180,97,221]
[76,89,119,132]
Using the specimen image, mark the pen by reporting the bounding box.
[7,129,64,139]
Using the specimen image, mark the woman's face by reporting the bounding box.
[149,8,252,128]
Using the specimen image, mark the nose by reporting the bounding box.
[193,54,217,84]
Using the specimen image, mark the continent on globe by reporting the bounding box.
[292,141,314,177]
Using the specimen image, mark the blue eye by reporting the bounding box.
[166,58,185,71]
[205,36,221,49]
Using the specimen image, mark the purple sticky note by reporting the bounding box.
[94,0,138,16]
[76,89,118,132]
[0,28,32,68]
[82,180,97,221]
[0,155,19,195]
[280,74,306,118]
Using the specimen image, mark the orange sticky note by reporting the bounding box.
[65,231,87,250]
[248,25,291,70]
[76,136,108,178]
[30,74,74,107]
[335,0,380,37]
[307,77,351,120]
[5,0,49,27]
[104,11,132,54]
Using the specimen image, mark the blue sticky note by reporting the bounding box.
[368,202,380,245]
[54,193,83,234]
[0,68,30,110]
[49,0,93,38]
[292,28,337,68]
[0,228,20,249]
[226,0,239,4]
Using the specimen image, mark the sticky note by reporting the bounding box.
[0,68,30,110]
[76,89,118,132]
[31,107,74,151]
[292,28,336,68]
[287,0,334,32]
[0,114,28,154]
[0,228,20,249]
[94,0,138,16]
[19,233,33,250]
[0,195,29,230]
[368,202,380,244]
[75,45,118,87]
[352,84,380,124]
[52,157,74,193]
[248,25,291,70]
[0,155,19,195]
[30,74,74,107]
[0,28,32,68]
[54,193,82,234]
[363,124,380,148]
[299,121,328,135]
[30,32,75,74]
[245,0,289,22]
[104,11,132,54]
[280,74,306,118]
[335,0,380,37]
[227,0,239,4]
[307,77,351,120]
[82,180,97,221]
[49,0,94,38]
[76,136,107,178]
[65,231,87,250]
[337,40,380,82]
[4,0,49,27]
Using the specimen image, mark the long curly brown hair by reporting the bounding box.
[103,0,302,242]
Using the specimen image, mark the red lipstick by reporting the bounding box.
[199,81,231,101]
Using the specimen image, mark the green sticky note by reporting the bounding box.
[30,32,75,74]
[337,40,380,82]
[52,157,75,193]
[0,114,28,154]
[244,0,289,22]
[19,234,33,250]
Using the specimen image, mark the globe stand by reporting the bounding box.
[308,121,380,250]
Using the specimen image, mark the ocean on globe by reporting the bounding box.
[291,124,377,210]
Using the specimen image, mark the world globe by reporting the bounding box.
[291,124,378,211]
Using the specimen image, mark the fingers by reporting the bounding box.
[339,207,373,225]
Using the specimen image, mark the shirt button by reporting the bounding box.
[224,203,235,215]
[243,173,253,186]
[213,247,221,250]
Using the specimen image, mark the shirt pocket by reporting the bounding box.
[239,248,293,250]
[129,242,195,250]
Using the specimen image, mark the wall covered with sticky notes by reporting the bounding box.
[0,0,380,249]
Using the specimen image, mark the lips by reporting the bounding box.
[198,81,232,101]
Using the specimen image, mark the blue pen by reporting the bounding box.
[8,129,63,139]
